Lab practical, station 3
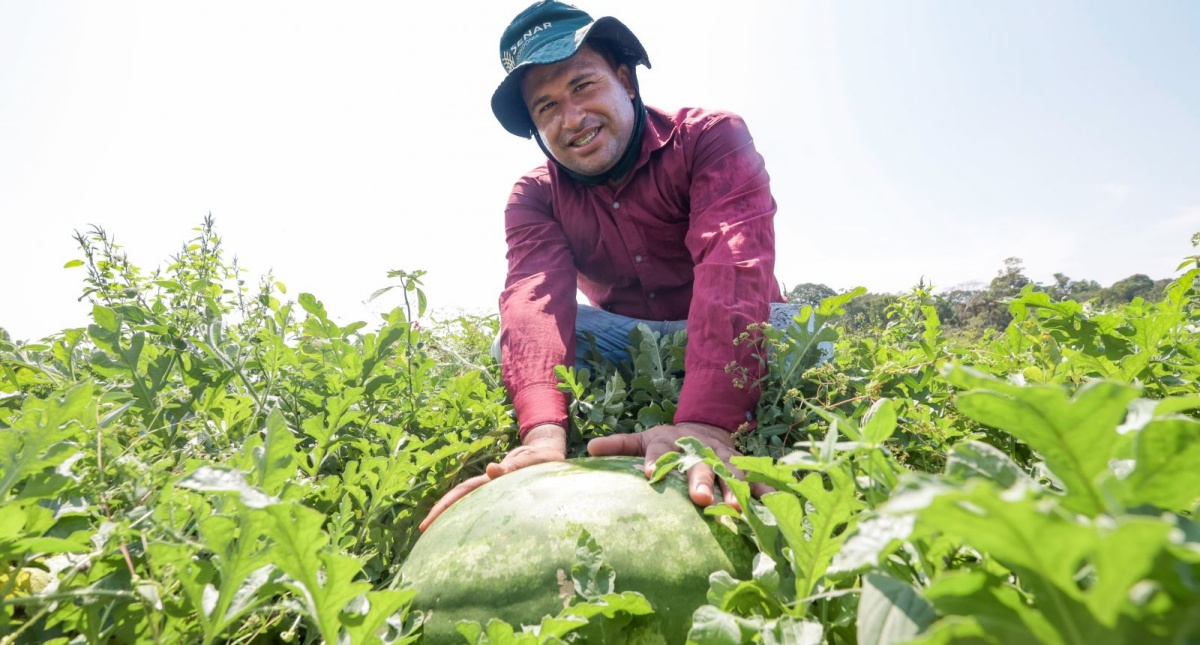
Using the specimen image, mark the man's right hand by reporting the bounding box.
[417,423,567,532]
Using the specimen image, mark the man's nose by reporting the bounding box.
[562,99,586,130]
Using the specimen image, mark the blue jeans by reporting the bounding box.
[492,303,829,370]
[572,305,687,369]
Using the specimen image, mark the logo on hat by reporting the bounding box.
[508,21,554,61]
[502,51,517,73]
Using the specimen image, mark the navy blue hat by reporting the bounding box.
[491,1,650,138]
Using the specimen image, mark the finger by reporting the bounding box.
[488,446,558,477]
[587,432,645,457]
[686,462,717,507]
[640,432,687,477]
[487,448,530,477]
[716,453,747,482]
[750,481,775,499]
[718,479,742,512]
[712,453,773,507]
[418,474,490,532]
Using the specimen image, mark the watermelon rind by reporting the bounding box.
[400,456,755,644]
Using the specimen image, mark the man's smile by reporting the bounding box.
[569,127,600,148]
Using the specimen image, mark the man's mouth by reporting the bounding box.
[570,128,599,148]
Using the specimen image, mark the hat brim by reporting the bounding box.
[491,16,650,139]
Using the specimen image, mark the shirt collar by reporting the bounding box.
[637,104,676,163]
[596,104,674,191]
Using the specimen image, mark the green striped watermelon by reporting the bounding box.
[400,456,755,644]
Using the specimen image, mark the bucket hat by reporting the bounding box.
[491,1,650,138]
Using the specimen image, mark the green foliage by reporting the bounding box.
[786,283,838,308]
[835,255,1180,337]
[554,323,687,454]
[1,220,511,643]
[3,221,1199,644]
[562,236,1200,644]
[844,367,1200,645]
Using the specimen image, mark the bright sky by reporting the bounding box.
[3,1,1198,342]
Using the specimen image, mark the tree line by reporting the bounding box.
[788,257,1173,335]
[0,256,1171,344]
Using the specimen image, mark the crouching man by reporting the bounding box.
[421,1,784,530]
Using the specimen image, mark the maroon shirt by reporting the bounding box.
[499,105,782,437]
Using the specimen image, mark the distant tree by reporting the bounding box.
[1152,278,1173,299]
[841,293,898,332]
[1047,273,1101,302]
[961,289,1010,332]
[937,287,983,330]
[946,286,980,300]
[808,257,1171,338]
[938,257,1033,332]
[989,257,1032,299]
[1098,274,1160,305]
[786,282,837,307]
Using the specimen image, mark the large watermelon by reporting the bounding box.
[401,456,755,644]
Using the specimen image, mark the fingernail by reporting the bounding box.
[696,484,711,497]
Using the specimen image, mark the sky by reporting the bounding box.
[2,1,1198,342]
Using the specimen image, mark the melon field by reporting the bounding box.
[3,220,1200,644]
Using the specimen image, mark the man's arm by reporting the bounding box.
[498,173,579,438]
[589,112,778,507]
[420,173,578,532]
[676,112,779,431]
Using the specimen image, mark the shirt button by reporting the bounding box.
[635,255,643,263]
[612,201,620,209]
[647,291,656,300]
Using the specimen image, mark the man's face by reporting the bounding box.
[520,46,637,177]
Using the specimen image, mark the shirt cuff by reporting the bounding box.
[674,367,758,433]
[513,384,570,439]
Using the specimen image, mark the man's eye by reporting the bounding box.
[574,82,592,92]
[539,102,556,114]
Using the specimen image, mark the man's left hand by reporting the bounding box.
[586,421,771,509]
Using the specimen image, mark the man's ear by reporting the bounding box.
[616,63,636,100]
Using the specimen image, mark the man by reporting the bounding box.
[420,0,779,531]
